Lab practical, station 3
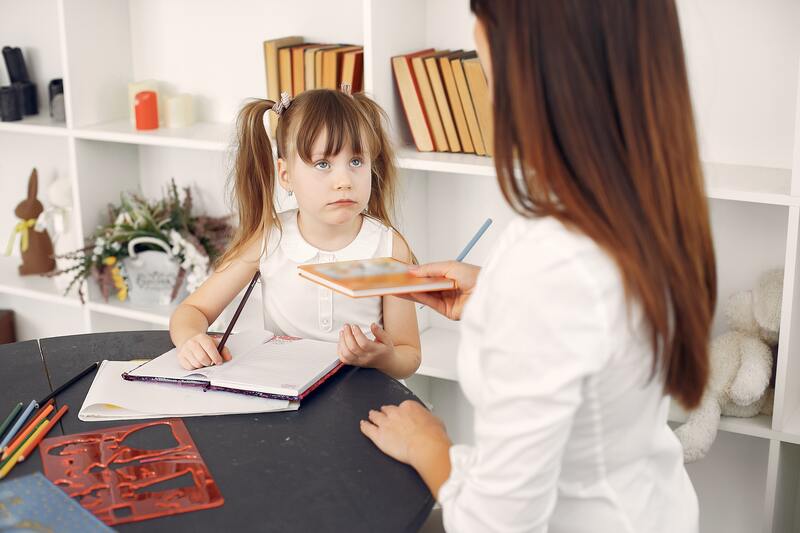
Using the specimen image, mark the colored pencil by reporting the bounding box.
[216,271,261,356]
[0,402,22,441]
[0,422,48,480]
[0,418,47,470]
[0,400,36,452]
[1,402,53,460]
[37,362,99,407]
[456,218,492,262]
[19,405,68,462]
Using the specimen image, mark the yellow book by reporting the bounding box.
[451,52,486,155]
[463,56,494,156]
[440,51,474,153]
[411,51,449,152]
[425,52,461,152]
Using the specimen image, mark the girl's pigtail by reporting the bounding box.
[217,99,279,268]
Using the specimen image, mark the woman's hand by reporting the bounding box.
[402,261,481,321]
[338,323,395,370]
[176,333,232,370]
[360,400,451,467]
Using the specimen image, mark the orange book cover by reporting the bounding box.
[298,257,455,298]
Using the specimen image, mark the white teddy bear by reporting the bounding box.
[674,269,783,463]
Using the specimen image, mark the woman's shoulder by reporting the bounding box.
[490,215,623,304]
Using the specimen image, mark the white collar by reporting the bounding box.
[278,209,386,263]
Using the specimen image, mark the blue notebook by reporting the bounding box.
[0,472,112,532]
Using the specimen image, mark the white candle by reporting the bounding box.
[128,80,159,125]
[165,93,194,128]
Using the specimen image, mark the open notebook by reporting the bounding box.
[124,330,344,401]
[79,360,299,421]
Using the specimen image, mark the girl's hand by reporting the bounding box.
[338,323,394,370]
[177,333,232,370]
[360,400,451,467]
[400,262,481,321]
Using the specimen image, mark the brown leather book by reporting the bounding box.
[322,46,362,90]
[451,51,486,156]
[341,49,364,93]
[463,56,493,156]
[392,49,436,152]
[263,36,304,136]
[440,51,474,153]
[411,51,449,152]
[425,51,461,152]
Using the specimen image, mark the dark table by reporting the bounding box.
[2,331,435,532]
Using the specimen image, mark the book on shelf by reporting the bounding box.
[411,50,450,152]
[304,44,338,91]
[451,51,487,155]
[439,50,475,153]
[341,49,364,93]
[291,43,320,96]
[425,51,462,152]
[321,45,363,90]
[392,49,436,152]
[393,49,491,156]
[264,37,365,133]
[263,35,304,136]
[463,56,494,156]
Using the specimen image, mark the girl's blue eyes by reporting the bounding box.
[314,158,363,170]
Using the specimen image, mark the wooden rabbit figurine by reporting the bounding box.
[13,169,56,275]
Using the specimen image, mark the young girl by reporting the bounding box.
[169,87,421,379]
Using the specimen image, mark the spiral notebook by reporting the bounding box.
[123,330,343,402]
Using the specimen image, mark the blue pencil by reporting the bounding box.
[0,399,37,452]
[456,218,493,262]
[417,218,493,309]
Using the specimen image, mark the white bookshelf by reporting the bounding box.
[0,0,799,531]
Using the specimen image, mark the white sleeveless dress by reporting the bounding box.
[259,209,393,342]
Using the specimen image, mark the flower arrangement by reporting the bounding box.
[56,180,231,302]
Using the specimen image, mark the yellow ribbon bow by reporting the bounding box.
[5,219,36,256]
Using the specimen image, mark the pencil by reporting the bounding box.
[19,404,68,462]
[0,402,22,441]
[0,400,36,453]
[0,399,53,454]
[456,218,492,262]
[0,421,48,480]
[0,417,46,468]
[417,218,493,310]
[37,361,99,406]
[216,271,261,356]
[1,402,53,460]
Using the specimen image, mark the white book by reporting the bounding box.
[79,360,298,421]
[124,329,344,401]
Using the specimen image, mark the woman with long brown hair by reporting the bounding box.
[360,1,715,531]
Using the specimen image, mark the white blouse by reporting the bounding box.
[259,209,393,342]
[438,215,698,533]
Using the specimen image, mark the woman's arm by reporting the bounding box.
[169,236,262,368]
[363,241,612,532]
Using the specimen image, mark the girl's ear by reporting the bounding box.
[27,168,39,200]
[277,158,291,192]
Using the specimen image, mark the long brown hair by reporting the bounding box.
[220,89,409,267]
[471,0,716,409]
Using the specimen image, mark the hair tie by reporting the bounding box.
[272,92,292,115]
[340,83,352,97]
